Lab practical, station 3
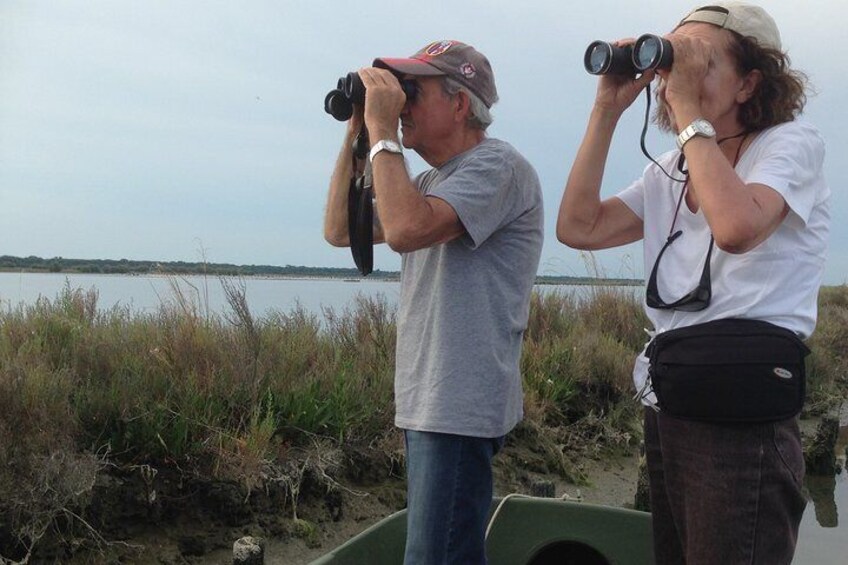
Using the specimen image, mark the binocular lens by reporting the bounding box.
[583,40,635,75]
[585,41,612,75]
[324,89,353,121]
[583,35,674,76]
[632,34,673,72]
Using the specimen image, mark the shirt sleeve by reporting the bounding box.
[615,176,646,220]
[428,145,521,249]
[744,121,826,226]
[616,158,663,220]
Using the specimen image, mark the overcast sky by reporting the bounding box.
[1,0,845,283]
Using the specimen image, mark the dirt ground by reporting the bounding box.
[198,452,643,565]
[35,411,844,564]
[58,446,642,565]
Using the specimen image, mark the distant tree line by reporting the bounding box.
[0,255,641,285]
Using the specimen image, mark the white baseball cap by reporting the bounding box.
[678,1,781,50]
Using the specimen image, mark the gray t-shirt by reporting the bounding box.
[394,137,544,438]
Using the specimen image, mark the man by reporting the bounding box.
[324,40,544,564]
[557,2,828,564]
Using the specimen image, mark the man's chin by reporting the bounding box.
[400,130,413,148]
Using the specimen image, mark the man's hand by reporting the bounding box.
[358,67,406,140]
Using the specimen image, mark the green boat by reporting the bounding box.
[310,495,654,564]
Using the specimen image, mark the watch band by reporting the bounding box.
[368,139,403,162]
[676,118,716,150]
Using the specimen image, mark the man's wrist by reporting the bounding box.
[369,139,403,163]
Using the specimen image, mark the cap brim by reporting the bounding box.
[373,57,445,76]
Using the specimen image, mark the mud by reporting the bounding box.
[32,442,642,564]
[23,412,844,564]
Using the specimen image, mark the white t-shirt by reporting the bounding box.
[616,120,830,403]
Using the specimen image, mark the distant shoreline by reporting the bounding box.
[0,255,644,286]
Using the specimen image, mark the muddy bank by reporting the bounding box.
[53,445,642,565]
[18,410,847,565]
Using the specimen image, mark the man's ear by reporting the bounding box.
[454,90,471,123]
[737,69,762,104]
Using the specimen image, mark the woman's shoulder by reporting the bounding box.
[756,120,825,150]
[746,120,825,172]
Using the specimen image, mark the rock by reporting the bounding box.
[293,518,321,549]
[233,536,265,565]
[804,416,839,475]
[805,476,838,528]
[634,455,651,513]
[530,479,555,498]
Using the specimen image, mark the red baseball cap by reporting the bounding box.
[374,40,498,108]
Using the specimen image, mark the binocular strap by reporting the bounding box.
[348,162,374,276]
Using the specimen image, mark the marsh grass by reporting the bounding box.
[1,280,846,559]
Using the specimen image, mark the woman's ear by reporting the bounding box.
[737,69,763,104]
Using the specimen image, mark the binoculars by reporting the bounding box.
[583,34,673,75]
[324,72,418,121]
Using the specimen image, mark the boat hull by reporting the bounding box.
[310,496,654,564]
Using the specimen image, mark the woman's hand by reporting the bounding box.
[593,40,655,117]
[657,33,712,118]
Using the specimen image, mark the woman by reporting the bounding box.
[557,2,829,563]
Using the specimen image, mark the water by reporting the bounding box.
[795,413,848,564]
[0,272,615,317]
[0,272,844,560]
[0,272,402,316]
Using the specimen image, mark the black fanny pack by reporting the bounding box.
[646,318,810,423]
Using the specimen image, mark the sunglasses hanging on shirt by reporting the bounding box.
[636,85,750,311]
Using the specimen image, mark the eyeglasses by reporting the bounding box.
[645,229,714,312]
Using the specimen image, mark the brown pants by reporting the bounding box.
[644,408,807,565]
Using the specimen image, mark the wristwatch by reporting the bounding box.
[369,139,403,162]
[676,118,716,150]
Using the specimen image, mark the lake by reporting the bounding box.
[0,271,404,316]
[0,272,628,317]
[0,272,844,561]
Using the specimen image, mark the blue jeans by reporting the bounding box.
[403,430,505,565]
[644,408,807,565]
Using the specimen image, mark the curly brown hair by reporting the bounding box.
[730,33,808,130]
[655,30,809,133]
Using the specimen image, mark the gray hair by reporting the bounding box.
[441,77,494,131]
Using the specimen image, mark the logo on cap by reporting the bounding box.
[424,40,453,57]
[459,62,477,79]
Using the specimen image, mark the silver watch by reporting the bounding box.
[676,118,716,149]
[369,139,403,162]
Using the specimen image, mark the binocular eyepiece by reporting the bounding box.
[324,72,418,121]
[583,34,673,76]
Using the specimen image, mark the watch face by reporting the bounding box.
[696,119,715,136]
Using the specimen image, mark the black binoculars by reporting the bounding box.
[583,34,673,76]
[324,72,418,121]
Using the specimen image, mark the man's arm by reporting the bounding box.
[359,68,465,253]
[324,110,385,247]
